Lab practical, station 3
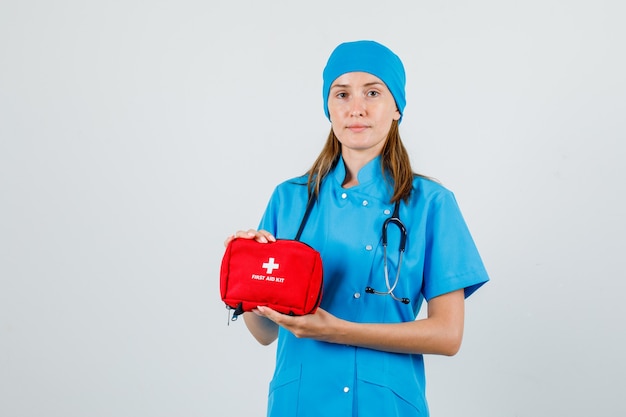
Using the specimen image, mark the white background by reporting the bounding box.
[1,1,625,416]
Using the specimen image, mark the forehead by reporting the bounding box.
[330,71,386,88]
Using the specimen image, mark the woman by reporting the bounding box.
[225,40,489,417]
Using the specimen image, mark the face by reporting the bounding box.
[327,71,401,159]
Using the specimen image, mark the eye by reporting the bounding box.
[336,92,347,99]
[367,90,380,97]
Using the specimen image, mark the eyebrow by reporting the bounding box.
[330,81,385,89]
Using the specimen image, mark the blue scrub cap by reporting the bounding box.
[322,40,406,123]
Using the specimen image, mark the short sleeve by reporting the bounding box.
[422,190,489,300]
[258,187,281,236]
[257,176,309,239]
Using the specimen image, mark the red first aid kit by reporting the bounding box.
[220,238,323,320]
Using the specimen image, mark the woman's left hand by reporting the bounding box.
[252,306,341,342]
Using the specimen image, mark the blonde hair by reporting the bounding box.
[306,120,416,204]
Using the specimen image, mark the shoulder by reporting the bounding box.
[411,175,455,202]
[276,174,308,188]
[274,174,308,191]
[269,174,309,201]
[406,175,466,217]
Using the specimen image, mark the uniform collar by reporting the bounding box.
[331,155,392,200]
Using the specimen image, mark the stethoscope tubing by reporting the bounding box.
[365,201,410,304]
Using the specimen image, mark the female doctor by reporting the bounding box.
[225,40,489,417]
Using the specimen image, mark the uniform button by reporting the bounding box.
[384,209,391,215]
[365,245,373,251]
[353,292,361,299]
[343,387,350,393]
[341,192,347,199]
[362,200,369,206]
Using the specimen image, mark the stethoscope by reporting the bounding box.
[365,201,411,304]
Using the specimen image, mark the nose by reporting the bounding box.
[350,97,365,117]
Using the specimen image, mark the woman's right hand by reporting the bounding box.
[223,229,276,247]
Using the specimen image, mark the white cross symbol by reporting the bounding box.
[262,257,280,274]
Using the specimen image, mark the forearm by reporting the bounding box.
[332,290,465,355]
[327,315,463,356]
[243,311,279,345]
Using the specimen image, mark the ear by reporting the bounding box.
[393,108,401,121]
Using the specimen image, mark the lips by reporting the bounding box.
[347,124,369,132]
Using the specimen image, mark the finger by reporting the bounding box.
[246,229,276,243]
[225,230,248,246]
[230,230,256,240]
[228,229,276,245]
[223,234,235,247]
[256,229,276,243]
[246,229,265,242]
[256,305,282,322]
[255,305,271,316]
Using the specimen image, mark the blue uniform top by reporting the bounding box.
[258,156,489,417]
